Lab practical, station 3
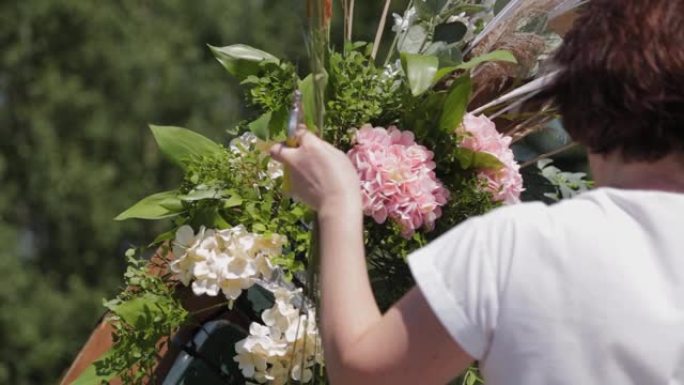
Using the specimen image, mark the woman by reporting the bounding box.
[270,0,684,383]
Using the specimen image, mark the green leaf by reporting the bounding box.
[397,24,429,54]
[222,194,243,209]
[401,53,439,96]
[435,45,464,67]
[150,125,222,170]
[268,106,289,139]
[455,148,504,170]
[299,75,316,130]
[439,76,472,132]
[455,49,517,71]
[434,22,468,44]
[114,190,182,221]
[431,49,517,85]
[248,112,272,141]
[208,44,278,80]
[70,352,115,385]
[414,0,447,17]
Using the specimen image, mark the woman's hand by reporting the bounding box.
[269,126,362,214]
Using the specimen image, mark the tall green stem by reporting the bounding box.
[372,0,393,60]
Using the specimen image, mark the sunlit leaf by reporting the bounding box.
[114,190,182,221]
[299,75,316,130]
[222,194,243,209]
[401,53,439,96]
[150,125,222,169]
[209,44,278,80]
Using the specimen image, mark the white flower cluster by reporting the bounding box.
[170,225,287,300]
[235,287,324,384]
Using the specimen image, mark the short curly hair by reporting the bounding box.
[549,0,684,161]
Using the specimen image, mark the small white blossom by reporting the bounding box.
[392,7,417,33]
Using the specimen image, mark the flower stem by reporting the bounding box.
[372,0,393,60]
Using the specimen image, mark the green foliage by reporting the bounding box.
[243,61,298,115]
[325,45,405,143]
[178,146,311,276]
[0,250,107,385]
[93,254,189,385]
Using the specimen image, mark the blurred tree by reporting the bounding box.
[0,0,399,383]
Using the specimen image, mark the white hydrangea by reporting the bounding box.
[235,287,324,384]
[170,225,287,301]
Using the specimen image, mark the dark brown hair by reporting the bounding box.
[549,0,684,161]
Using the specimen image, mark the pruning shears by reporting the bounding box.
[283,90,303,193]
[286,90,303,148]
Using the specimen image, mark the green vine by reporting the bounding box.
[94,250,188,384]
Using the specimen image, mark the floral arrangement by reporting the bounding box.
[71,1,586,384]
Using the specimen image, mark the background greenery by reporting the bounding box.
[0,1,414,383]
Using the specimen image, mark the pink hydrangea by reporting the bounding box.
[459,113,524,204]
[347,124,450,238]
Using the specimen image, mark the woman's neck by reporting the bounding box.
[589,152,684,193]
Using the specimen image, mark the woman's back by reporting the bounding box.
[410,188,684,384]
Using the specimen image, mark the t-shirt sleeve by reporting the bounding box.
[407,205,535,359]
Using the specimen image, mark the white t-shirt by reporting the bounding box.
[408,188,684,384]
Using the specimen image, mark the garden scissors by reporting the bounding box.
[283,90,303,193]
[286,89,303,148]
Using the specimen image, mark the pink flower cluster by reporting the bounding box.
[347,124,450,238]
[459,113,524,204]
